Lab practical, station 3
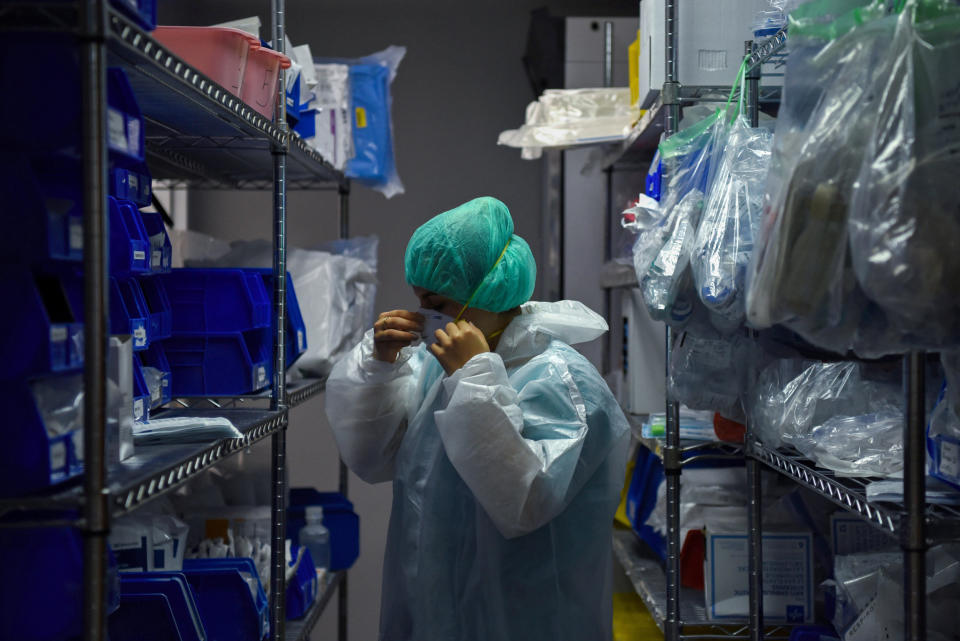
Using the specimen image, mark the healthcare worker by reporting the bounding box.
[325,196,630,641]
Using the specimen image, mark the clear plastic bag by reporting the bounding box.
[691,117,773,327]
[668,331,759,419]
[633,107,728,321]
[745,11,896,341]
[848,3,960,348]
[747,359,902,451]
[794,411,904,477]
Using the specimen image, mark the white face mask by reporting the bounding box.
[416,308,456,346]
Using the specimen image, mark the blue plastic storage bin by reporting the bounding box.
[110,593,189,641]
[107,67,145,162]
[286,545,319,620]
[181,558,268,641]
[110,157,153,207]
[0,154,83,264]
[288,489,360,571]
[0,525,119,640]
[140,211,172,273]
[112,277,151,351]
[788,626,839,641]
[111,0,158,31]
[0,268,82,380]
[111,196,152,276]
[254,269,308,370]
[0,373,84,497]
[164,330,271,396]
[139,276,173,341]
[160,269,272,334]
[114,573,207,641]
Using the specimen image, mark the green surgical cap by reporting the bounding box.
[404,196,537,313]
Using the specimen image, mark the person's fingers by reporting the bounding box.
[376,316,423,333]
[428,343,443,358]
[380,309,425,323]
[445,321,462,338]
[374,329,419,343]
[435,329,453,348]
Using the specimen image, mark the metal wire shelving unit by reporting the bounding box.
[612,3,958,641]
[0,2,353,640]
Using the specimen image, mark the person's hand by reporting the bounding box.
[373,310,424,363]
[429,320,490,376]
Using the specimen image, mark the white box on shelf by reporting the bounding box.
[704,531,814,623]
[622,287,666,415]
[639,0,779,107]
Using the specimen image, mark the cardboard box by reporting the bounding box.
[704,531,814,623]
[830,514,892,556]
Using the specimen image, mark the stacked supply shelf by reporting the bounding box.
[0,3,353,641]
[611,2,960,640]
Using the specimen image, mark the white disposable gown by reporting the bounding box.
[326,300,630,641]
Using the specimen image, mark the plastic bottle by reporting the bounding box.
[298,506,331,572]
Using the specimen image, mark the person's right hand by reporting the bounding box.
[373,310,425,363]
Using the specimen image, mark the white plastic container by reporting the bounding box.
[298,506,331,571]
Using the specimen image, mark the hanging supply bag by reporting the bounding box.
[848,0,960,349]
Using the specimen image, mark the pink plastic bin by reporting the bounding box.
[152,26,260,98]
[240,46,291,120]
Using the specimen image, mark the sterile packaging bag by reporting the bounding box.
[312,64,352,169]
[746,359,902,454]
[107,336,135,465]
[691,117,772,327]
[316,47,405,197]
[668,331,758,419]
[745,8,895,345]
[497,88,640,156]
[633,108,727,321]
[848,2,960,349]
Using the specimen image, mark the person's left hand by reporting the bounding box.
[429,320,490,376]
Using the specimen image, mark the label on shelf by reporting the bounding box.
[939,438,960,480]
[50,326,68,343]
[72,428,84,464]
[256,365,267,389]
[152,250,162,269]
[134,250,146,262]
[126,116,141,158]
[49,439,67,474]
[69,221,83,251]
[297,329,305,352]
[133,398,144,422]
[108,108,127,154]
[830,514,890,556]
[133,325,147,348]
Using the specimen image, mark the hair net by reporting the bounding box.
[404,196,537,313]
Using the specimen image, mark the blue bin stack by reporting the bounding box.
[158,268,306,396]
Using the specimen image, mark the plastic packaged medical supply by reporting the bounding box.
[497,88,639,157]
[745,9,895,349]
[747,359,902,453]
[308,64,352,169]
[316,47,405,198]
[691,117,772,327]
[633,107,727,321]
[848,2,960,349]
[668,331,757,418]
